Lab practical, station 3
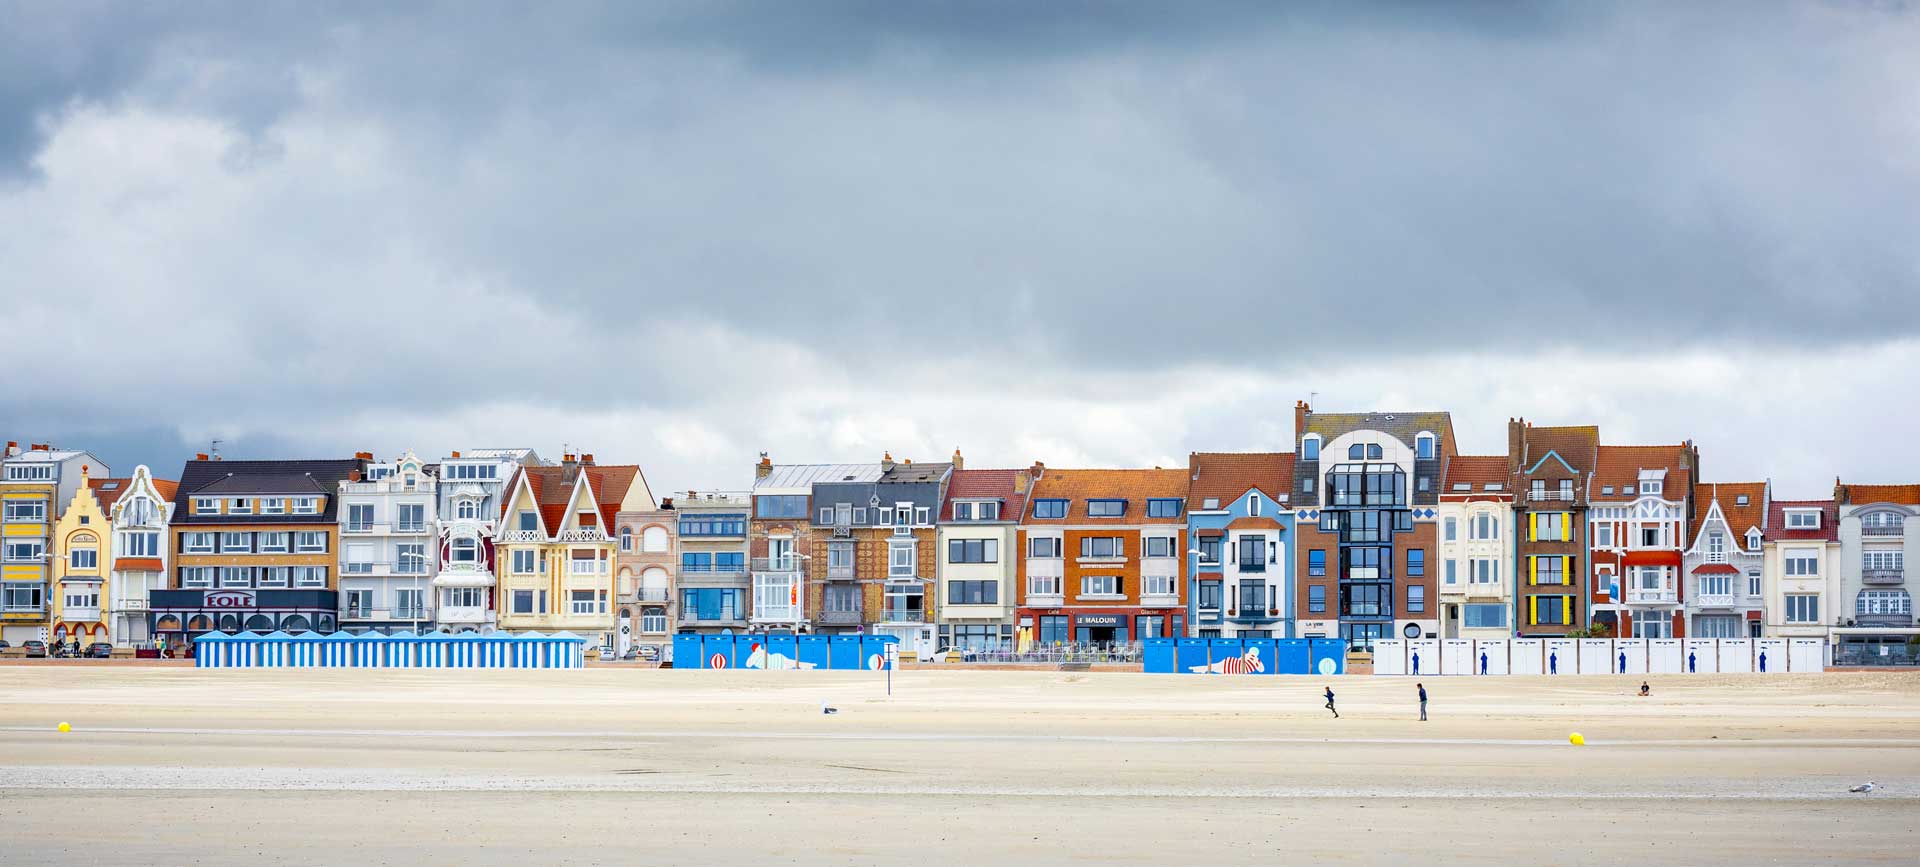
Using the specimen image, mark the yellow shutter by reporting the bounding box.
[1563,556,1572,586]
[1561,513,1572,542]
[1529,595,1539,625]
[1562,595,1574,625]
[1529,513,1538,542]
[1529,556,1538,586]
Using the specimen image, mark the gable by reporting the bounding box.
[1524,449,1579,476]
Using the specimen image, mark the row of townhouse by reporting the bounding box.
[4,400,1915,662]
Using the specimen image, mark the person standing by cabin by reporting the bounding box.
[1324,685,1339,718]
[1417,682,1428,721]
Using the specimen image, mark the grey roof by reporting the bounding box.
[195,473,330,496]
[172,458,367,525]
[1302,411,1452,447]
[754,463,884,493]
[881,462,953,484]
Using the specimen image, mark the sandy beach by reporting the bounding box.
[2,666,1917,864]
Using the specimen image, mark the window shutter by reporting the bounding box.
[1529,595,1539,625]
[1562,595,1574,625]
[1561,514,1572,542]
[1529,513,1538,542]
[1529,556,1538,586]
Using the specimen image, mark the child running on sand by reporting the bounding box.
[1324,685,1339,718]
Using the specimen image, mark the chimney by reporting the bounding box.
[581,453,594,465]
[355,451,374,461]
[1013,470,1030,494]
[756,452,773,480]
[451,451,461,458]
[1293,400,1309,446]
[951,448,964,471]
[660,497,674,509]
[563,453,576,464]
[1029,460,1045,478]
[195,453,210,462]
[1507,419,1525,474]
[31,443,48,451]
[881,452,896,473]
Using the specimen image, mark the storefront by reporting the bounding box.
[151,588,340,647]
[1021,609,1183,647]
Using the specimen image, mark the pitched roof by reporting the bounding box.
[1187,452,1293,508]
[515,464,642,534]
[1516,424,1599,475]
[1835,483,1920,506]
[1024,468,1189,523]
[940,469,1031,522]
[171,459,366,524]
[1591,444,1693,500]
[1691,482,1767,546]
[1303,411,1452,449]
[1441,455,1509,496]
[881,462,953,484]
[88,478,132,513]
[1766,498,1838,542]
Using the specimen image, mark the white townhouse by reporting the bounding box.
[337,450,438,633]
[434,448,546,633]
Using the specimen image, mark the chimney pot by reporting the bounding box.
[195,453,210,462]
[581,453,593,464]
[451,451,461,458]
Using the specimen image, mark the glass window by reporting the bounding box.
[1416,435,1435,460]
[1302,437,1319,461]
[1086,499,1125,517]
[1308,549,1326,576]
[1142,535,1176,558]
[946,538,999,564]
[1195,536,1221,564]
[1032,499,1067,519]
[1463,603,1506,628]
[1407,549,1425,576]
[1028,536,1061,558]
[946,580,999,605]
[1785,594,1819,623]
[1308,584,1326,613]
[1444,517,1457,541]
[679,513,747,536]
[1080,536,1123,558]
[1237,536,1265,570]
[1146,499,1182,518]
[1407,584,1425,612]
[1197,580,1220,610]
[1348,444,1365,460]
[754,495,809,519]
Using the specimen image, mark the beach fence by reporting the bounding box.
[1368,637,1825,675]
[671,632,896,670]
[1141,637,1347,675]
[193,630,587,669]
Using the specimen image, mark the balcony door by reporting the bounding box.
[769,538,794,572]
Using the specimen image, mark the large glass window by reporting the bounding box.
[1463,603,1506,628]
[1038,615,1069,644]
[1785,594,1819,623]
[755,495,809,519]
[1308,584,1326,613]
[1857,590,1911,616]
[947,538,999,564]
[1308,549,1326,576]
[1080,536,1124,558]
[1146,499,1183,518]
[947,580,999,605]
[679,514,746,536]
[1196,536,1221,565]
[1197,580,1221,610]
[1086,499,1125,517]
[1340,583,1391,617]
[1237,580,1264,612]
[1032,499,1068,519]
[1327,465,1407,507]
[1341,547,1390,581]
[1237,536,1265,571]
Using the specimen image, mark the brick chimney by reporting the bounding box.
[349,470,362,482]
[355,451,374,461]
[1029,460,1045,478]
[450,451,461,458]
[881,452,896,473]
[1507,418,1525,475]
[756,452,773,480]
[951,448,964,471]
[1294,400,1310,445]
[581,453,594,465]
[195,453,210,461]
[1013,469,1031,494]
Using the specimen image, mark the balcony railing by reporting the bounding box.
[341,560,432,576]
[1529,490,1575,502]
[343,606,430,621]
[817,606,863,625]
[1626,588,1678,604]
[752,557,801,572]
[1863,569,1905,586]
[753,605,803,622]
[1863,525,1906,537]
[435,606,494,623]
[680,564,747,576]
[633,587,671,602]
[1694,593,1738,608]
[826,563,855,579]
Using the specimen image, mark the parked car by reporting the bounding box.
[22,640,48,658]
[636,644,659,662]
[597,645,616,661]
[87,642,114,659]
[0,640,10,649]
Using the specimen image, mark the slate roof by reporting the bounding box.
[1835,483,1920,506]
[1302,411,1452,449]
[1765,499,1839,542]
[1187,452,1293,509]
[1690,482,1768,547]
[940,469,1031,522]
[171,459,367,525]
[881,462,953,484]
[1023,468,1189,523]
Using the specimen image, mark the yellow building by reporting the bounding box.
[51,468,111,648]
[494,455,654,647]
[2,444,111,644]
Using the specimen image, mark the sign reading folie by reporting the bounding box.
[204,590,258,609]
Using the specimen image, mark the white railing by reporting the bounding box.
[1695,593,1737,608]
[559,528,607,543]
[435,606,493,623]
[1627,588,1677,604]
[1530,490,1575,502]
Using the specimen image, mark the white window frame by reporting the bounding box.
[294,532,327,553]
[183,533,216,554]
[889,543,917,578]
[1079,574,1120,597]
[258,532,290,554]
[1785,509,1820,529]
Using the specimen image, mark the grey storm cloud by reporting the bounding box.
[2,2,1919,488]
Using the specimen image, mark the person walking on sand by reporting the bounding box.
[1324,685,1339,718]
[1417,682,1428,721]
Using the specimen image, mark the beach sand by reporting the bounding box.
[2,666,1917,864]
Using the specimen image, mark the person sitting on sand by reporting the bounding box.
[1639,681,1650,697]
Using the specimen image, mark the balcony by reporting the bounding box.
[341,560,433,577]
[680,564,747,578]
[1863,525,1906,537]
[495,529,543,543]
[817,607,863,626]
[1626,588,1678,605]
[1529,490,1576,502]
[558,528,608,543]
[1694,593,1738,608]
[1467,582,1505,599]
[826,562,856,580]
[753,605,803,623]
[1025,587,1064,608]
[633,587,671,602]
[751,557,801,573]
[436,606,494,625]
[1140,592,1180,608]
[114,598,150,612]
[881,607,925,623]
[1863,569,1905,585]
[342,606,431,622]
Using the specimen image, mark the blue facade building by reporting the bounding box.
[1186,453,1297,638]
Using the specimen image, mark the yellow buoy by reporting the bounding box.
[1568,732,1584,746]
[56,722,71,733]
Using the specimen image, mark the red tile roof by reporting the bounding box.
[511,464,642,535]
[1186,452,1293,508]
[1766,498,1838,542]
[1024,468,1189,523]
[1836,483,1920,506]
[1591,444,1693,501]
[88,478,132,512]
[941,469,1031,522]
[1226,516,1285,531]
[1441,455,1509,497]
[1691,563,1739,575]
[1690,482,1768,547]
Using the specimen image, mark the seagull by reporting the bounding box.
[821,701,838,716]
[1849,781,1876,794]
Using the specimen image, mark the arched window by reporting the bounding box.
[642,526,668,552]
[620,527,634,552]
[281,614,312,633]
[456,499,478,520]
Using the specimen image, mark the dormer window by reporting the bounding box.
[1735,494,1750,506]
[1146,498,1182,518]
[1301,435,1321,461]
[952,500,1000,522]
[1746,529,1762,551]
[1640,480,1662,495]
[1785,509,1820,529]
[456,499,478,520]
[194,497,218,514]
[366,467,393,481]
[291,497,319,515]
[1087,499,1125,518]
[1415,433,1435,460]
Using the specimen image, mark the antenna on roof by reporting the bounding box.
[210,439,222,461]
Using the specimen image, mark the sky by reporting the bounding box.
[3,1,1918,498]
